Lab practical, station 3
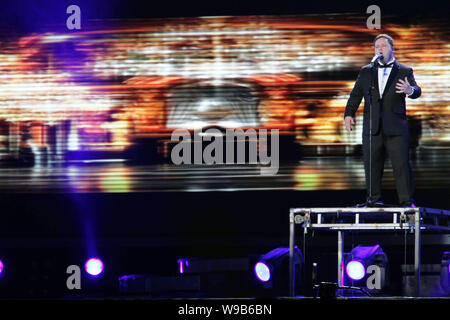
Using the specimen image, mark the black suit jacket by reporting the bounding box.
[344,61,421,136]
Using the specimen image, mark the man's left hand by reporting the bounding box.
[395,77,413,95]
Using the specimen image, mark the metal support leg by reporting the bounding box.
[414,209,421,297]
[289,210,295,297]
[337,231,344,289]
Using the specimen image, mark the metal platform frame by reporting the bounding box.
[288,207,450,297]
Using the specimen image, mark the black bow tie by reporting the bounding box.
[378,62,394,68]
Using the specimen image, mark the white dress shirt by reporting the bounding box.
[377,58,414,98]
[377,58,395,97]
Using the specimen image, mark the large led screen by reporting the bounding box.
[0,14,448,192]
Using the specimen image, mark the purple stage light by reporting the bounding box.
[177,259,185,274]
[346,260,365,281]
[85,258,104,276]
[0,260,3,275]
[254,262,271,282]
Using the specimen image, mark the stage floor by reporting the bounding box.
[0,149,448,193]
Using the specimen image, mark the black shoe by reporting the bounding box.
[401,201,417,208]
[355,199,385,208]
[372,200,386,207]
[355,201,369,208]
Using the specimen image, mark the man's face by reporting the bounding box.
[374,37,394,63]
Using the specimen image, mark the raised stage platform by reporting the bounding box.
[289,207,450,297]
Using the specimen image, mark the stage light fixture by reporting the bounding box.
[346,260,366,281]
[254,262,271,282]
[0,259,3,275]
[175,256,254,297]
[343,245,388,294]
[85,258,104,276]
[253,247,302,296]
[440,251,450,294]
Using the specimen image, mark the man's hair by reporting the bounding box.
[374,34,394,50]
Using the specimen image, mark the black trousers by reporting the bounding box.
[362,128,415,204]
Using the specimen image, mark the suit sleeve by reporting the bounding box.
[407,68,421,99]
[344,68,364,118]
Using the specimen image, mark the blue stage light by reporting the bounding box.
[254,262,271,282]
[85,258,104,276]
[346,260,366,281]
[343,245,388,294]
[253,247,302,296]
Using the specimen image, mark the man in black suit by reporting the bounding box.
[344,34,421,207]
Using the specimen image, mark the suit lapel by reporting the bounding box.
[382,61,399,99]
[372,66,380,98]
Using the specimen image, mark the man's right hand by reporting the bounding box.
[344,116,356,132]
